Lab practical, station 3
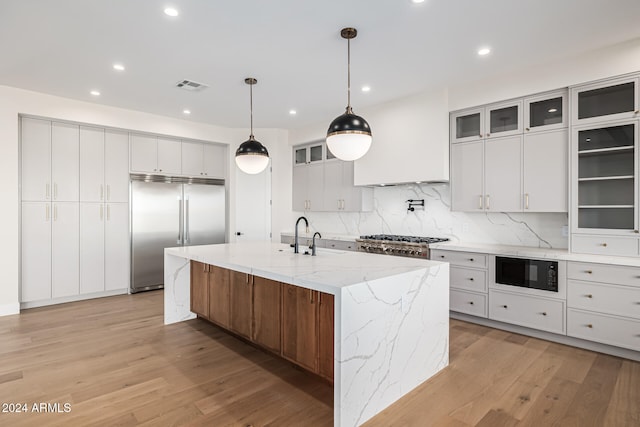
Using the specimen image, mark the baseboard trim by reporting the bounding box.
[20,289,129,310]
[0,302,20,317]
[451,311,640,362]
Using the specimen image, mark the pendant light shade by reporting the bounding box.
[326,27,372,161]
[235,78,269,174]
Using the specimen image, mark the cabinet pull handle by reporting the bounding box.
[100,184,104,200]
[45,204,50,221]
[478,134,483,138]
[601,243,607,247]
[634,230,639,234]
[585,270,593,274]
[469,258,474,262]
[541,312,547,316]
[587,324,593,329]
[53,204,57,221]
[485,195,490,210]
[502,305,508,309]
[635,110,639,115]
[478,195,483,210]
[439,255,445,259]
[486,133,490,137]
[469,277,474,281]
[203,263,207,273]
[586,294,593,298]
[107,204,111,221]
[100,205,103,221]
[309,289,314,304]
[525,193,529,210]
[53,183,58,200]
[107,185,111,201]
[46,183,50,199]
[525,127,530,132]
[469,301,474,305]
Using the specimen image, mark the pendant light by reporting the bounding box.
[326,27,372,161]
[235,77,269,174]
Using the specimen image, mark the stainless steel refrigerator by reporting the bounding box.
[130,174,226,293]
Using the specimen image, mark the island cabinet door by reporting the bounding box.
[317,292,335,382]
[208,265,230,328]
[252,277,282,353]
[230,271,253,339]
[190,261,209,318]
[282,284,318,372]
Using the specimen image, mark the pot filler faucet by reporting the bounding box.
[294,216,309,254]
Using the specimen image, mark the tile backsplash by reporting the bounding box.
[296,183,568,249]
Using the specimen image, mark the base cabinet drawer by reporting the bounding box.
[450,289,487,317]
[568,280,640,320]
[568,309,640,352]
[489,290,565,334]
[571,235,638,257]
[451,267,487,292]
[568,262,640,287]
[430,250,487,268]
[324,239,356,251]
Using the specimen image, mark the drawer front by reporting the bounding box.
[568,280,640,320]
[324,239,356,251]
[489,290,565,334]
[568,309,640,352]
[450,289,487,318]
[571,235,638,257]
[431,250,487,268]
[567,262,640,287]
[451,266,487,292]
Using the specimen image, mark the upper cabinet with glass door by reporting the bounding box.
[294,142,324,166]
[524,89,567,133]
[571,74,640,125]
[451,101,522,143]
[450,107,484,143]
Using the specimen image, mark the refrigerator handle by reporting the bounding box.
[185,197,190,244]
[177,197,183,244]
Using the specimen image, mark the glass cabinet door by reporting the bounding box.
[575,122,637,231]
[294,147,307,165]
[571,76,639,125]
[309,144,323,163]
[450,108,484,143]
[524,90,567,132]
[484,100,522,138]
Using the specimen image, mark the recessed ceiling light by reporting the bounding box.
[411,0,426,3]
[548,108,558,113]
[289,110,297,115]
[113,63,125,71]
[477,47,491,56]
[380,184,386,187]
[90,90,100,96]
[164,7,179,17]
[416,181,422,184]
[361,86,371,92]
[183,109,191,115]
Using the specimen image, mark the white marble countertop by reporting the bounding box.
[430,241,640,267]
[165,241,443,295]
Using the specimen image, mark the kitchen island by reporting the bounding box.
[164,242,449,427]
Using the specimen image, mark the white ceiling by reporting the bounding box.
[2,0,640,130]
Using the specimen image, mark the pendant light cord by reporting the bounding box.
[249,82,254,139]
[347,37,351,111]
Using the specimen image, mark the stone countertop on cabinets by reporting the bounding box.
[280,231,360,242]
[164,241,450,427]
[430,241,640,267]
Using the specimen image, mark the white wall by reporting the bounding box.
[0,85,281,315]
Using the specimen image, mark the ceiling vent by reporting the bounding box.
[175,79,208,91]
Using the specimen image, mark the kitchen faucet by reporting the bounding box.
[294,216,309,254]
[311,232,322,256]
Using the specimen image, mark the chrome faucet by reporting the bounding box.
[311,232,322,256]
[294,216,309,254]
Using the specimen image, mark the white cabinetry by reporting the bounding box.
[105,203,130,291]
[130,133,181,175]
[567,262,640,352]
[451,90,568,213]
[569,74,640,256]
[431,249,488,318]
[182,141,226,178]
[293,142,372,212]
[21,117,129,307]
[21,118,79,202]
[489,289,565,335]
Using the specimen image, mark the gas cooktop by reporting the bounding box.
[358,234,450,244]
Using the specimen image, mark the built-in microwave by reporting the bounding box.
[495,256,558,292]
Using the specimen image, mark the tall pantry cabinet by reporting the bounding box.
[21,117,130,306]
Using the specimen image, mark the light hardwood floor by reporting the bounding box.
[0,291,638,426]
